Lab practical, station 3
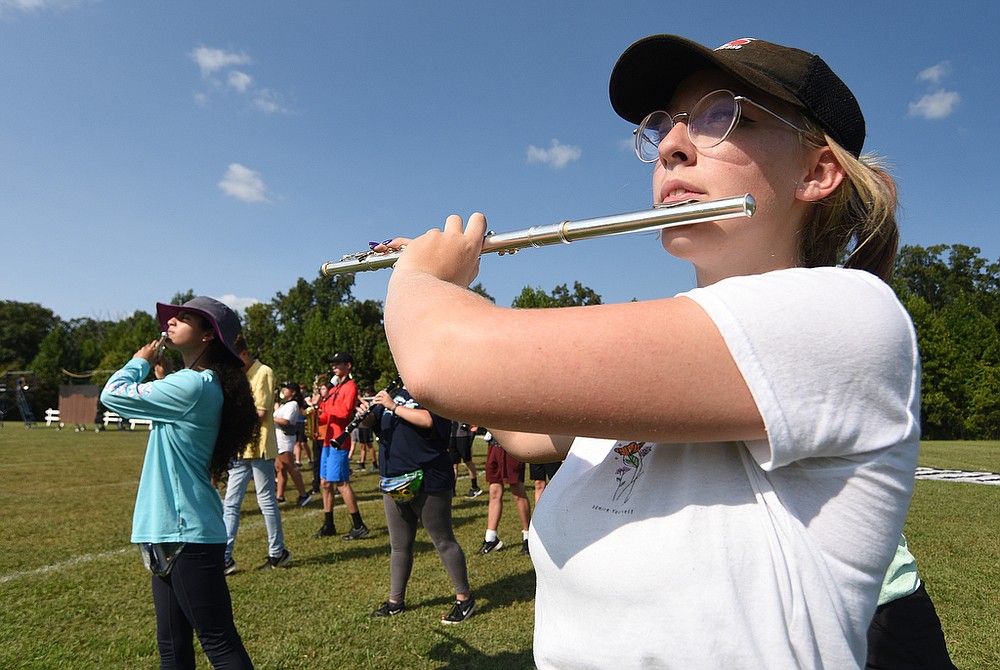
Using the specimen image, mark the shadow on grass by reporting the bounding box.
[474,563,536,610]
[427,632,535,670]
[411,571,537,668]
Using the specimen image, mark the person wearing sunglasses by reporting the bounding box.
[378,35,920,668]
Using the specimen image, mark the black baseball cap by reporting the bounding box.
[330,352,354,366]
[156,296,243,364]
[609,35,865,157]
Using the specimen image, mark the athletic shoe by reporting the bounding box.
[368,466,378,473]
[342,525,370,541]
[313,524,337,538]
[465,487,483,499]
[294,461,302,468]
[477,539,503,555]
[223,558,238,576]
[441,597,477,624]
[370,601,405,618]
[256,548,292,571]
[297,492,313,507]
[354,464,366,471]
[276,496,285,504]
[519,539,530,556]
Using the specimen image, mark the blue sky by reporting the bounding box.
[1,0,996,321]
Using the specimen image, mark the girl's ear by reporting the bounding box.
[796,147,845,202]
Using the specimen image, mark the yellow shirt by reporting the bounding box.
[241,359,277,460]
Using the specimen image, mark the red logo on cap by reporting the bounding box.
[716,38,755,51]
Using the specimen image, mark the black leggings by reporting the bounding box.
[383,489,470,603]
[151,543,253,669]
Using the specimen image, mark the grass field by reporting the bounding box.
[0,428,996,669]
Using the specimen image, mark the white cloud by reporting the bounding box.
[0,0,84,16]
[189,45,291,114]
[908,90,961,119]
[215,294,260,313]
[526,139,582,169]
[227,70,253,93]
[909,61,960,120]
[917,61,951,85]
[252,88,288,114]
[218,163,272,204]
[189,46,251,78]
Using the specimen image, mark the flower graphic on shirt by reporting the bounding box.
[612,441,650,504]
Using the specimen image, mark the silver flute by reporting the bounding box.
[320,194,755,276]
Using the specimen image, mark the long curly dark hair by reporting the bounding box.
[201,339,259,480]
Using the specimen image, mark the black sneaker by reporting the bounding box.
[313,524,336,538]
[477,539,503,555]
[465,487,483,499]
[256,548,292,571]
[297,492,313,507]
[276,496,286,504]
[223,558,238,576]
[342,525,370,541]
[441,597,476,624]
[370,601,405,618]
[519,539,530,555]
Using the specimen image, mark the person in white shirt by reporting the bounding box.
[375,34,920,669]
[274,381,312,507]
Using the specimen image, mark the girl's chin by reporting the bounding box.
[659,231,706,258]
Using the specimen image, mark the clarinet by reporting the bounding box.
[331,376,403,447]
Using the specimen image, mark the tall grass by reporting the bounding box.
[0,429,996,668]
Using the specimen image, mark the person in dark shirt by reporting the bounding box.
[362,386,476,624]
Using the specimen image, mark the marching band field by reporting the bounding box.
[0,429,996,669]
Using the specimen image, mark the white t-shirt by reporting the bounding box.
[529,267,921,670]
[273,400,301,455]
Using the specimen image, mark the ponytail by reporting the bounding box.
[798,132,900,282]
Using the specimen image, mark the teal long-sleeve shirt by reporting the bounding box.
[101,358,226,544]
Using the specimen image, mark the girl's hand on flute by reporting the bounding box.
[390,212,487,287]
[133,340,162,365]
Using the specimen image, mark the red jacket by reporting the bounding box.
[318,378,358,448]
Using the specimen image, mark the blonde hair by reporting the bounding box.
[797,128,900,282]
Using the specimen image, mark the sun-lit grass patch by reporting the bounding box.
[0,428,995,668]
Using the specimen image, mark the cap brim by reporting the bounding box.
[609,34,800,124]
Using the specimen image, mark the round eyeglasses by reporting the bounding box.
[634,89,810,163]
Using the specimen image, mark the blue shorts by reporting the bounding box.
[320,446,351,483]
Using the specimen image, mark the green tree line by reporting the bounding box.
[3,244,998,438]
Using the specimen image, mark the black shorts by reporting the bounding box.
[448,434,474,465]
[866,582,956,669]
[529,460,562,482]
[353,426,373,443]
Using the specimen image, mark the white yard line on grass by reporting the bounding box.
[0,547,130,585]
[915,467,1000,485]
[0,494,391,585]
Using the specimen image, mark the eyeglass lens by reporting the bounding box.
[636,90,739,161]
